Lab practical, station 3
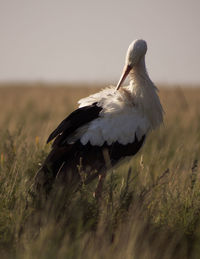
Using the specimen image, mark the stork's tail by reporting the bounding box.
[29,147,81,203]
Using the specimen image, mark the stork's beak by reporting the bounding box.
[116,64,132,90]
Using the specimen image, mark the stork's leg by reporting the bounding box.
[93,148,111,200]
[93,171,106,200]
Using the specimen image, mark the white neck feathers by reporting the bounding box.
[128,57,164,129]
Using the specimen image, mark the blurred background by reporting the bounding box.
[0,0,200,86]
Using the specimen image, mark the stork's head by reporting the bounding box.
[116,39,147,90]
[126,39,147,67]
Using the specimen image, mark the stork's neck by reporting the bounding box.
[129,56,150,86]
[127,56,164,129]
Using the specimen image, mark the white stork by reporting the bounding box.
[35,39,163,194]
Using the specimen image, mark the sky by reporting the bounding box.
[0,0,200,85]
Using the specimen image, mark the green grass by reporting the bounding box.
[0,84,200,258]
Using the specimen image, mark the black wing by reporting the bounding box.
[47,102,102,147]
[33,103,145,196]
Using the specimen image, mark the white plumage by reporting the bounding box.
[77,87,150,146]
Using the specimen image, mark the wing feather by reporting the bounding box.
[47,103,102,147]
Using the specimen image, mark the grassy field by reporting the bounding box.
[1,83,200,259]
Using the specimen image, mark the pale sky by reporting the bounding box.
[0,0,200,85]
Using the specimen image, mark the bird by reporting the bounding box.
[34,39,163,195]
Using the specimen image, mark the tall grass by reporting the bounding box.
[1,84,200,258]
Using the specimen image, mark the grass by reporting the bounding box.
[1,83,200,258]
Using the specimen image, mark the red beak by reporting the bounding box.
[116,64,132,90]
